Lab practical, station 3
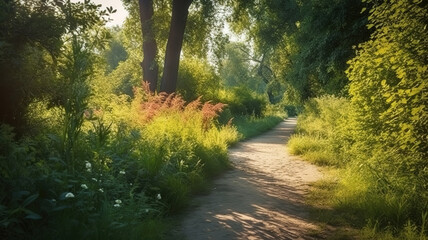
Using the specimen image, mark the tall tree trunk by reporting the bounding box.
[160,0,192,93]
[139,0,158,92]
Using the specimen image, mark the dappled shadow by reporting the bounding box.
[172,118,326,240]
[180,165,322,240]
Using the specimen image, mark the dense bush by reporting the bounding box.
[176,58,221,102]
[290,1,427,236]
[218,87,267,117]
[346,0,427,202]
[0,81,238,239]
[289,95,427,237]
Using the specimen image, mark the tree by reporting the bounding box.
[0,0,112,134]
[229,0,371,100]
[219,42,281,103]
[138,0,158,92]
[137,0,192,93]
[288,0,371,98]
[0,0,65,132]
[134,0,222,94]
[104,27,128,72]
[160,0,193,93]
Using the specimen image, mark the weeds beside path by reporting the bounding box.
[170,118,324,239]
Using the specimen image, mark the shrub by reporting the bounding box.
[218,87,267,117]
[293,94,428,236]
[176,58,221,102]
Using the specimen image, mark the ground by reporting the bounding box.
[171,118,324,240]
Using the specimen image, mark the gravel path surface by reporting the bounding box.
[172,118,323,240]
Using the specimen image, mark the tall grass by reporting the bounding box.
[290,96,428,239]
[0,85,238,239]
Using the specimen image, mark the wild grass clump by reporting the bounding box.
[132,88,238,212]
[288,96,352,167]
[292,95,427,238]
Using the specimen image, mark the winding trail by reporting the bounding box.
[173,118,323,240]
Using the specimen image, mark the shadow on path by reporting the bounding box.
[171,118,324,240]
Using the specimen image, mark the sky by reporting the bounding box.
[71,0,129,27]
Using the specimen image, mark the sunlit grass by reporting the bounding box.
[288,135,339,166]
[293,96,427,239]
[233,114,286,141]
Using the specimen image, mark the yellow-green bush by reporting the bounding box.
[176,58,221,101]
[344,0,427,234]
[291,93,427,236]
[217,87,267,118]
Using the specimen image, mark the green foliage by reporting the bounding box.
[230,0,299,52]
[0,86,240,238]
[177,58,220,101]
[347,0,427,173]
[293,95,427,236]
[229,0,371,100]
[104,27,128,72]
[59,38,93,173]
[288,96,353,166]
[343,1,427,235]
[218,42,265,92]
[285,0,371,98]
[218,87,267,117]
[0,0,112,133]
[232,114,285,141]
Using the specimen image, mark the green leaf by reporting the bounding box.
[22,194,39,207]
[24,211,42,220]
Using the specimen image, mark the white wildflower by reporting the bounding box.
[85,161,91,169]
[81,184,88,190]
[156,193,161,200]
[113,203,121,207]
[145,209,149,213]
[115,199,122,204]
[98,188,104,193]
[119,170,126,175]
[65,192,75,198]
[92,178,97,182]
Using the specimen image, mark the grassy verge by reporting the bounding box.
[288,96,427,240]
[233,113,286,141]
[306,167,428,240]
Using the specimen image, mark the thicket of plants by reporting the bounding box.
[289,0,427,238]
[0,1,289,239]
[1,68,244,239]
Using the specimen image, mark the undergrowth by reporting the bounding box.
[0,83,239,239]
[0,78,287,239]
[233,114,285,141]
[290,96,427,239]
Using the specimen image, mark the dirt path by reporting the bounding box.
[172,118,323,240]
